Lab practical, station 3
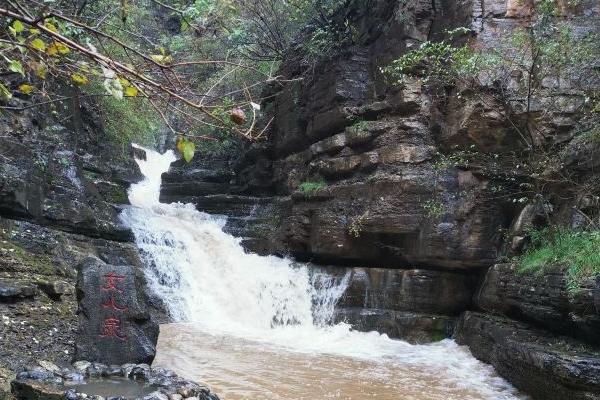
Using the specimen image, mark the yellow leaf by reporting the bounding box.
[118,77,131,87]
[55,42,70,54]
[35,64,47,80]
[18,84,34,95]
[151,54,172,65]
[29,28,41,35]
[44,22,59,33]
[30,38,46,51]
[71,73,89,85]
[124,86,138,97]
[46,43,58,56]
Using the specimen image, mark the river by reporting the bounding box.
[120,146,524,400]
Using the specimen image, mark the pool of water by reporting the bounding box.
[153,324,525,400]
[67,378,157,399]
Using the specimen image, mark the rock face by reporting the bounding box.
[0,98,141,242]
[76,258,159,365]
[327,267,473,342]
[475,263,600,345]
[337,268,473,314]
[455,312,600,400]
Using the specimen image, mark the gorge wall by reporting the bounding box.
[161,0,600,398]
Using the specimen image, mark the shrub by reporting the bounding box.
[347,212,368,238]
[518,227,600,294]
[423,199,445,218]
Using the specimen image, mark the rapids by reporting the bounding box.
[120,146,525,400]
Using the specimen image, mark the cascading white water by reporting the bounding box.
[120,146,524,399]
[120,145,346,333]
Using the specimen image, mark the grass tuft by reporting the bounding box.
[518,227,600,294]
[298,180,326,195]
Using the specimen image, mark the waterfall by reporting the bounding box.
[120,145,348,334]
[120,146,524,399]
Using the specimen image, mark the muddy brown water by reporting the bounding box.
[154,324,525,400]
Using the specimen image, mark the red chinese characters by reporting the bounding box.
[99,315,127,341]
[99,271,128,341]
[102,296,128,312]
[101,272,126,293]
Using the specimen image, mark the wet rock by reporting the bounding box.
[11,363,220,400]
[143,391,167,400]
[11,380,64,400]
[129,365,152,382]
[37,281,73,301]
[337,268,472,315]
[0,282,37,302]
[37,361,61,376]
[455,311,600,400]
[475,263,600,345]
[72,362,91,374]
[75,258,159,365]
[335,308,455,343]
[62,372,85,383]
[15,371,54,382]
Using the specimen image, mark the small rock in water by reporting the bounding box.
[38,360,61,375]
[73,360,92,373]
[143,391,169,400]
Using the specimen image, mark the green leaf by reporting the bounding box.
[8,60,25,77]
[0,83,12,101]
[181,139,196,163]
[30,38,46,51]
[12,20,25,34]
[44,22,59,33]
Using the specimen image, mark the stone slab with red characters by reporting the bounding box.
[75,257,159,365]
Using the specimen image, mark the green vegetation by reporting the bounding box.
[422,200,445,218]
[96,94,160,156]
[383,1,599,151]
[298,180,327,195]
[347,212,368,238]
[518,227,600,294]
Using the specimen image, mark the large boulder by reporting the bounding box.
[75,258,158,365]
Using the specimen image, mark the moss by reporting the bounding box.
[518,227,600,295]
[0,233,59,277]
[297,180,327,195]
[429,330,448,342]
